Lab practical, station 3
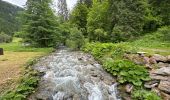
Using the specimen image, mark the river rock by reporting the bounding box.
[153,54,167,62]
[158,80,170,93]
[125,84,133,93]
[151,67,170,76]
[144,80,159,88]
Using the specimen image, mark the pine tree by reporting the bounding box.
[57,0,69,21]
[22,0,60,47]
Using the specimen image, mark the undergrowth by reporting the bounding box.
[103,59,150,86]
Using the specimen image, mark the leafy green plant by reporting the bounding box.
[132,89,162,100]
[103,59,150,86]
[82,42,137,60]
[82,42,115,59]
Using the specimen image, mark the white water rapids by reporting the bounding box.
[29,49,121,100]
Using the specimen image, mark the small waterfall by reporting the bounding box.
[30,49,121,100]
[109,83,121,100]
[84,82,103,100]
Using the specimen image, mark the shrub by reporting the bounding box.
[66,27,85,50]
[103,59,150,86]
[132,89,161,100]
[157,26,170,41]
[82,42,137,60]
[0,32,12,43]
[94,28,107,41]
[82,42,115,59]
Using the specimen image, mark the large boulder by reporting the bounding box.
[158,80,170,93]
[151,67,170,76]
[153,54,167,62]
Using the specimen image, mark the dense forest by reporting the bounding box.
[15,0,169,48]
[0,0,23,42]
[0,0,170,99]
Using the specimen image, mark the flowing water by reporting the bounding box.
[29,48,121,100]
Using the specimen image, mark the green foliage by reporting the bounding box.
[87,0,110,41]
[0,0,23,36]
[82,42,115,59]
[132,88,161,100]
[149,0,170,25]
[94,29,107,41]
[82,42,137,59]
[21,0,60,47]
[129,26,170,49]
[70,2,89,36]
[0,32,12,43]
[158,26,170,41]
[66,27,85,50]
[103,60,150,86]
[109,0,149,41]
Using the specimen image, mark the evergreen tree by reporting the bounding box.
[87,0,149,42]
[87,0,110,41]
[70,2,89,36]
[0,0,23,36]
[149,0,170,25]
[22,0,60,47]
[57,0,69,21]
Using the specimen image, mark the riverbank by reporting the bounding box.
[0,38,53,98]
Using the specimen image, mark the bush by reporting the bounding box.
[157,26,170,41]
[132,89,161,100]
[82,42,137,60]
[82,42,115,59]
[94,29,107,41]
[0,32,12,43]
[103,59,150,86]
[66,27,85,50]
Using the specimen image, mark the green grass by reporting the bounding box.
[126,26,170,55]
[0,38,54,53]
